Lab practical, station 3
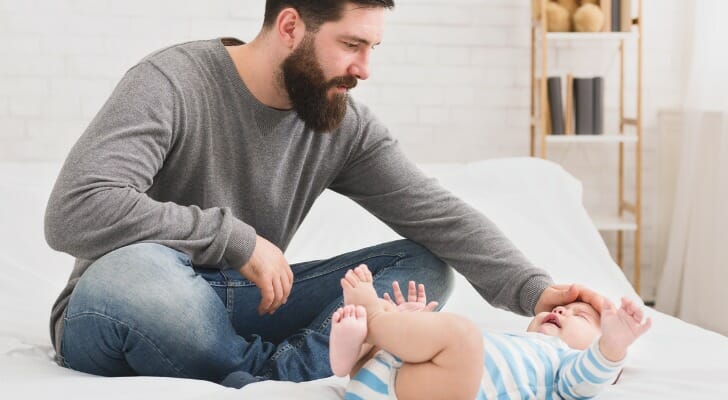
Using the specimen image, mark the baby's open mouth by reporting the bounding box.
[543,314,561,328]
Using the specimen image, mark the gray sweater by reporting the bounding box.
[45,38,553,354]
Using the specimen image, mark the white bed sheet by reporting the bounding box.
[1,158,726,399]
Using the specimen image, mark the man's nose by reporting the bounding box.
[348,52,370,80]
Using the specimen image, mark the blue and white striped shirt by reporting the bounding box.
[478,332,623,400]
[344,333,623,400]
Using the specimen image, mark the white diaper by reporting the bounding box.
[344,350,403,400]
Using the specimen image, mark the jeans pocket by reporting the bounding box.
[194,268,227,287]
[220,269,256,287]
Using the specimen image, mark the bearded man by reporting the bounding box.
[45,0,603,388]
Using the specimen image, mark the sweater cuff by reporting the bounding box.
[223,218,257,269]
[519,274,554,316]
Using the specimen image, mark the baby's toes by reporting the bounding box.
[354,305,367,320]
[332,308,343,323]
[353,265,369,282]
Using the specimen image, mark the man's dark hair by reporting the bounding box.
[263,0,395,32]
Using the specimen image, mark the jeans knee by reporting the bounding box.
[63,244,244,382]
[389,240,454,302]
[81,243,191,284]
[68,243,211,322]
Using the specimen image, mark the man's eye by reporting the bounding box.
[344,42,358,49]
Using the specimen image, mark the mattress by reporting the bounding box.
[1,158,726,399]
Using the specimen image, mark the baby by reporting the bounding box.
[330,264,651,400]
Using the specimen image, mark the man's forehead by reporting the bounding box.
[319,4,385,43]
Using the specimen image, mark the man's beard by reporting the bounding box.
[280,35,358,133]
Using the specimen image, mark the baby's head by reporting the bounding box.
[527,301,601,350]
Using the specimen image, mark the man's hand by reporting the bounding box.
[238,235,294,315]
[382,280,439,312]
[599,297,652,361]
[534,283,605,315]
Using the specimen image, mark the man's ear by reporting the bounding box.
[275,8,306,50]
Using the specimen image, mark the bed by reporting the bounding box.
[1,157,726,399]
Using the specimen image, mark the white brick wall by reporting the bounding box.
[0,0,687,300]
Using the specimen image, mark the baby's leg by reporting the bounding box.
[367,310,483,400]
[343,265,483,400]
[329,305,368,377]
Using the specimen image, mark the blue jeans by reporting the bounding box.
[60,240,453,387]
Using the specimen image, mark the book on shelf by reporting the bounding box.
[572,76,605,135]
[611,0,621,32]
[547,76,565,135]
[610,0,633,32]
[574,77,594,135]
[593,77,604,135]
[542,75,604,136]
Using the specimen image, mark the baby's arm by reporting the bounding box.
[555,298,651,399]
[556,340,624,399]
[599,297,652,362]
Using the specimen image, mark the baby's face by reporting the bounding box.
[527,301,601,350]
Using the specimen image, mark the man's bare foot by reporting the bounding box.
[341,265,387,319]
[329,305,368,377]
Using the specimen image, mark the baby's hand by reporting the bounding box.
[382,281,439,312]
[599,297,651,362]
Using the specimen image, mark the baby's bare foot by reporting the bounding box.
[329,305,367,377]
[341,265,385,318]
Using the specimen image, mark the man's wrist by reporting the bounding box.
[224,219,257,269]
[520,275,554,316]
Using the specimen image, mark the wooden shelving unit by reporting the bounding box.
[530,0,643,294]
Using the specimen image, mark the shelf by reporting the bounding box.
[530,0,643,294]
[544,32,638,41]
[593,215,637,232]
[545,135,638,144]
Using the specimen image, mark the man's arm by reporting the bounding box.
[44,61,255,269]
[329,102,552,315]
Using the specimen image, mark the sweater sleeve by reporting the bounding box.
[329,103,552,315]
[555,339,624,399]
[44,61,256,268]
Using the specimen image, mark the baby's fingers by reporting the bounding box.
[424,301,439,312]
[620,297,644,322]
[416,283,426,303]
[632,307,644,323]
[391,281,406,304]
[407,281,417,303]
[636,317,652,337]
